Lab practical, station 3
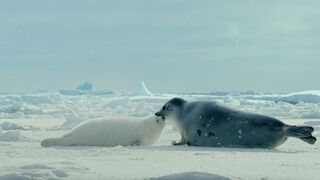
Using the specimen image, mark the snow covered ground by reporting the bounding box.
[1,89,320,179]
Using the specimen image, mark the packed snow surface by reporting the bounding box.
[0,90,320,179]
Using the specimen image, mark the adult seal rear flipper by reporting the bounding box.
[285,125,317,144]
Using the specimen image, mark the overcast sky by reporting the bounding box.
[0,0,319,93]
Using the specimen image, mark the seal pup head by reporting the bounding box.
[155,97,186,121]
[154,115,165,126]
[143,115,165,133]
[140,115,166,145]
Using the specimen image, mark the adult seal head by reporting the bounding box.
[155,97,317,148]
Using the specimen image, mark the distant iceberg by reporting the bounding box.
[131,82,153,96]
[59,82,113,96]
[77,82,93,91]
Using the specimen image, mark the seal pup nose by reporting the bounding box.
[155,112,165,121]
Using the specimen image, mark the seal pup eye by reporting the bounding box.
[162,106,165,110]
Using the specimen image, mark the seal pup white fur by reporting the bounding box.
[41,116,164,147]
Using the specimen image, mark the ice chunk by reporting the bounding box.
[0,122,39,131]
[257,90,320,104]
[0,172,57,180]
[0,104,21,114]
[150,172,231,180]
[1,122,25,130]
[52,170,68,177]
[277,90,320,104]
[21,95,53,104]
[108,97,131,107]
[0,131,30,142]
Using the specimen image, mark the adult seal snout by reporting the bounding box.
[155,98,316,148]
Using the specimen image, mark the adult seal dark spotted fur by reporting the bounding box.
[155,98,316,148]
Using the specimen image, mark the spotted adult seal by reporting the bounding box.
[41,116,164,147]
[155,98,316,148]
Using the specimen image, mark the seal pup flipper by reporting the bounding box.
[286,125,317,144]
[172,137,188,146]
[172,140,184,145]
[41,138,62,147]
[41,133,74,147]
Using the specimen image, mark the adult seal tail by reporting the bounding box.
[285,125,316,144]
[155,97,317,148]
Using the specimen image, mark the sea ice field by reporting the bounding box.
[1,85,320,180]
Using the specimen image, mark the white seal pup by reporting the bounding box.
[41,116,164,147]
[155,98,316,148]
